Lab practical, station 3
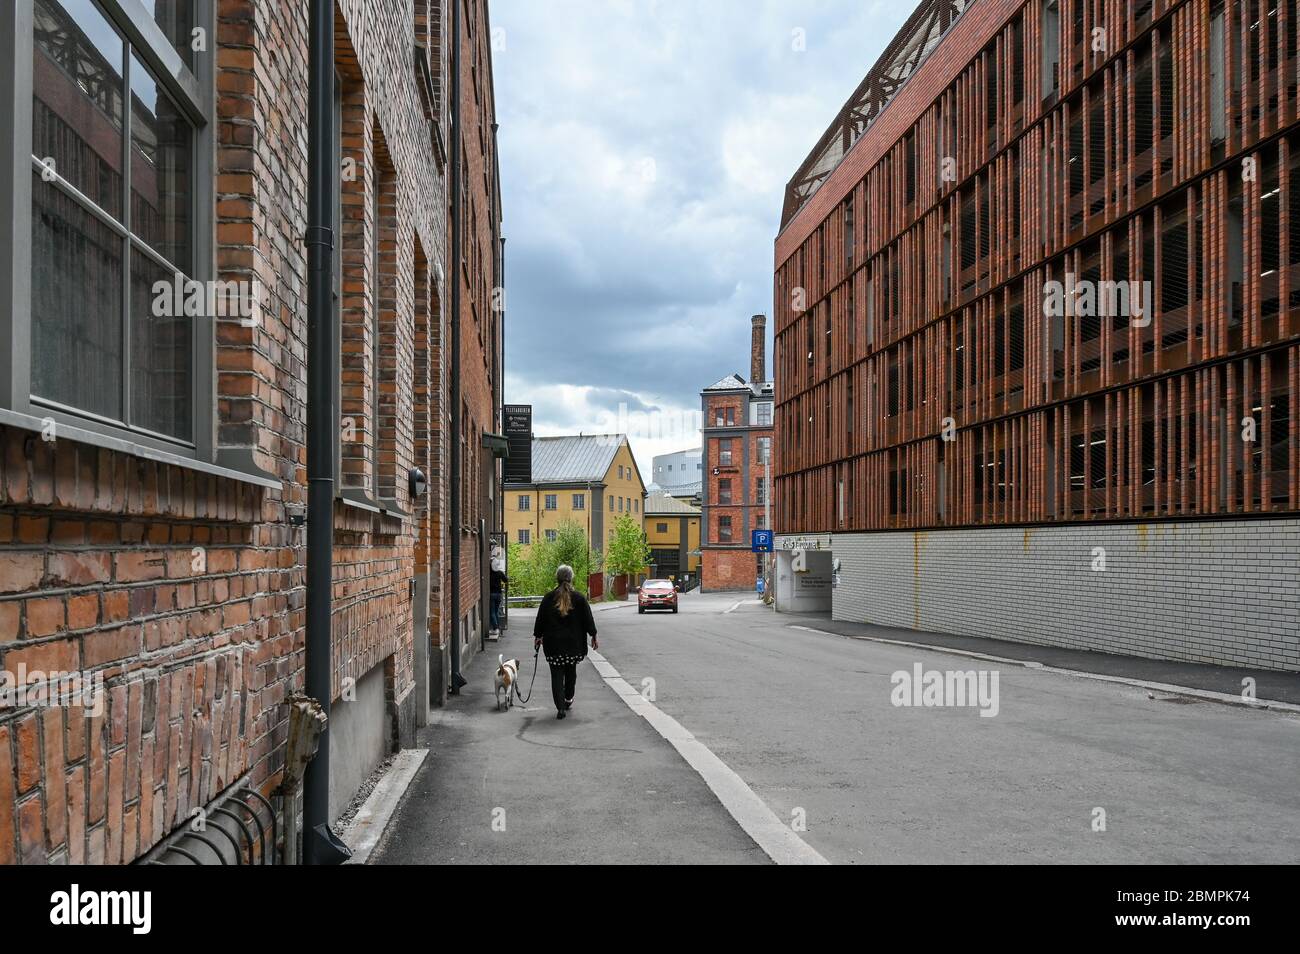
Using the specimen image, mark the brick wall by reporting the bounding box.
[450,0,503,655]
[831,520,1300,671]
[0,0,453,864]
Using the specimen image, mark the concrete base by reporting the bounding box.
[328,663,392,823]
[392,680,419,750]
[827,518,1300,672]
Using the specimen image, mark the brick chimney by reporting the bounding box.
[750,314,767,383]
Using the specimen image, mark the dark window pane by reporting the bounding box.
[136,0,195,69]
[33,0,125,221]
[31,171,123,420]
[131,249,192,440]
[130,52,191,271]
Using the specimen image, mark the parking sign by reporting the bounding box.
[751,529,773,552]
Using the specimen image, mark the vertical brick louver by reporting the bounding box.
[774,0,1300,537]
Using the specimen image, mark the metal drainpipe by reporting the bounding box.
[303,0,343,865]
[448,0,464,693]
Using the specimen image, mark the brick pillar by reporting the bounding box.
[750,313,766,383]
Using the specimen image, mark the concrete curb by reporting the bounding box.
[338,748,429,864]
[588,648,828,865]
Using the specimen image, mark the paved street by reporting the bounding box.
[375,590,1299,865]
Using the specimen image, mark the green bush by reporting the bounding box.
[506,521,599,598]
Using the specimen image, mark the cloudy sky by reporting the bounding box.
[493,0,913,477]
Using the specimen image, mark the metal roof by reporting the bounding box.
[644,492,701,516]
[704,374,749,391]
[512,434,628,485]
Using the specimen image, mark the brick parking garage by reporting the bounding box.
[774,0,1300,670]
[0,0,503,864]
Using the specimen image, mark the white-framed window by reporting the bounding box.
[544,493,557,510]
[572,493,584,509]
[517,528,530,544]
[518,494,530,511]
[11,0,215,455]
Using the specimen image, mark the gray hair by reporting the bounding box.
[555,564,574,584]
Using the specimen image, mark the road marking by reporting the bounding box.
[724,599,761,614]
[787,625,1300,714]
[586,649,829,865]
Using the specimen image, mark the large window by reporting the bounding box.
[18,0,211,449]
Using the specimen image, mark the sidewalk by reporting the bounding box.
[369,609,767,864]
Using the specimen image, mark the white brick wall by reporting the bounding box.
[830,519,1300,672]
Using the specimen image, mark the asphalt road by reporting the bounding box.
[596,589,1300,864]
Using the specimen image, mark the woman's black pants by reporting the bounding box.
[548,661,577,711]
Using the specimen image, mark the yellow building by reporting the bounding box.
[643,492,701,585]
[504,434,647,554]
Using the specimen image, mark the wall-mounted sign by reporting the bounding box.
[503,404,532,484]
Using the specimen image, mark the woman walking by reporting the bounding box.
[533,565,598,719]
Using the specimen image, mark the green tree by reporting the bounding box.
[507,521,596,597]
[605,513,651,582]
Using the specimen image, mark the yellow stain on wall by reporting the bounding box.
[913,531,926,630]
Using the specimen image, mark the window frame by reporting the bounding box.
[3,0,217,462]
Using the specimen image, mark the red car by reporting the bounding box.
[638,579,678,614]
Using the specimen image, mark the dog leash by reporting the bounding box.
[513,647,540,705]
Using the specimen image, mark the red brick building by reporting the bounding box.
[699,315,775,591]
[0,0,502,864]
[773,0,1300,669]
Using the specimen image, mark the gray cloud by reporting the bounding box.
[495,0,913,463]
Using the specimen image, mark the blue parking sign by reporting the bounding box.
[751,529,773,552]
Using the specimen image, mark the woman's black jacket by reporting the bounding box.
[533,587,597,662]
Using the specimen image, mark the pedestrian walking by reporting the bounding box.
[533,564,598,719]
[489,560,507,635]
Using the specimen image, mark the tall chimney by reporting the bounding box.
[750,313,767,383]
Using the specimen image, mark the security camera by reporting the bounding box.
[409,467,427,499]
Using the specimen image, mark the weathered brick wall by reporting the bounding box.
[831,520,1300,671]
[0,436,279,864]
[702,549,760,593]
[0,0,449,864]
[451,0,502,655]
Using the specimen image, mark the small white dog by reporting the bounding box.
[495,654,520,711]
